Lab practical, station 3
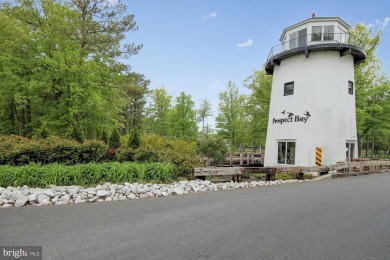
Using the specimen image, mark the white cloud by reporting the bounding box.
[361,17,390,31]
[377,17,390,29]
[106,0,119,5]
[202,12,217,21]
[237,39,253,48]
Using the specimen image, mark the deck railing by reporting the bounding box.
[267,32,365,61]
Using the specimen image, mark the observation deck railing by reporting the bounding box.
[267,33,365,61]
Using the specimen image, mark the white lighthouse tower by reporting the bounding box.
[264,15,365,167]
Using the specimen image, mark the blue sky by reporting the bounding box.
[123,0,390,127]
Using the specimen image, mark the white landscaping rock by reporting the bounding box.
[41,199,51,206]
[152,190,161,197]
[60,194,70,204]
[127,193,136,199]
[37,194,50,204]
[74,196,85,204]
[1,172,308,208]
[173,188,184,195]
[44,189,55,197]
[28,193,38,203]
[96,190,108,197]
[14,196,29,207]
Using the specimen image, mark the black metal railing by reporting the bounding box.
[267,33,365,61]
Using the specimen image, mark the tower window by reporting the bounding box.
[348,81,353,95]
[311,26,322,41]
[284,82,294,96]
[324,26,334,41]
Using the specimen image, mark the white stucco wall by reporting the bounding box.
[264,51,358,167]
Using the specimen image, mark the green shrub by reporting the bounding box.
[37,127,49,139]
[67,125,85,143]
[0,135,107,166]
[135,134,200,178]
[133,147,160,162]
[116,147,135,162]
[100,130,108,144]
[196,136,228,166]
[0,133,200,179]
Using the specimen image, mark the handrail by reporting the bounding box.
[267,33,365,61]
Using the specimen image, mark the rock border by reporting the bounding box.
[0,179,307,208]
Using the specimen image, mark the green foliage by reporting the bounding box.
[0,135,107,166]
[118,73,150,133]
[36,127,49,139]
[144,89,198,139]
[244,70,272,148]
[144,88,173,136]
[169,92,198,139]
[197,136,228,166]
[128,127,141,149]
[100,130,108,145]
[350,24,390,156]
[134,134,200,177]
[216,81,248,149]
[197,99,213,137]
[67,125,85,143]
[115,147,135,162]
[0,0,144,138]
[0,162,177,188]
[108,129,121,149]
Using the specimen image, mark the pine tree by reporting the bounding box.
[127,127,141,149]
[108,129,121,149]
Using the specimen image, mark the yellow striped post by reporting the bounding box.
[316,147,322,166]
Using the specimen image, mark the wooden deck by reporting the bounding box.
[224,152,264,166]
[194,160,390,182]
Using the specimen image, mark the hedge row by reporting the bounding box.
[0,134,201,178]
[0,162,177,188]
[0,136,107,166]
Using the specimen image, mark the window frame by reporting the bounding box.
[346,142,355,161]
[311,26,322,41]
[323,25,334,41]
[284,82,294,96]
[348,81,353,95]
[289,31,298,49]
[277,141,296,165]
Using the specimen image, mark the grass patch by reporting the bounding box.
[275,173,296,180]
[0,162,177,188]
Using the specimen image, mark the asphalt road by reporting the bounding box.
[1,174,390,260]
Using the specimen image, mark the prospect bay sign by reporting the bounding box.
[272,110,311,125]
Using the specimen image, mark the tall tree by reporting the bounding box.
[117,73,149,133]
[144,88,172,136]
[197,99,212,137]
[244,70,272,150]
[170,92,198,140]
[216,81,247,149]
[351,24,390,156]
[0,0,142,138]
[0,6,33,135]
